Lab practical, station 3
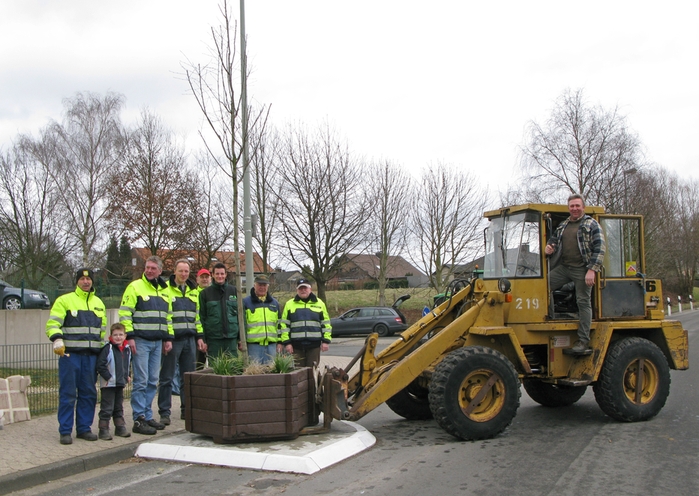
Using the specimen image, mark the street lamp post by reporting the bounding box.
[240,0,253,293]
[622,168,638,266]
[623,168,638,214]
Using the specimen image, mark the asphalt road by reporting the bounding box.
[14,312,699,496]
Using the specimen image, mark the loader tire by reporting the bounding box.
[386,378,433,420]
[593,337,670,422]
[428,346,520,440]
[523,379,587,407]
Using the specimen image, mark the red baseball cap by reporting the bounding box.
[197,268,211,277]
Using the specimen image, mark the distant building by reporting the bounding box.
[272,270,304,292]
[333,253,427,289]
[129,248,273,288]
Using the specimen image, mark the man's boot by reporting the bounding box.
[98,419,112,440]
[114,417,131,438]
[563,339,592,356]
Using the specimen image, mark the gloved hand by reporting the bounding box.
[53,339,66,356]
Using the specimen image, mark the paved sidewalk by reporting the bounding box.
[0,355,354,495]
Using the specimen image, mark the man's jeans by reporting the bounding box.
[58,352,97,435]
[549,264,593,343]
[158,337,196,417]
[131,338,162,421]
[247,343,277,365]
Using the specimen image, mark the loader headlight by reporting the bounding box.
[498,278,511,293]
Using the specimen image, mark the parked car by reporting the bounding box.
[0,279,51,310]
[331,295,410,337]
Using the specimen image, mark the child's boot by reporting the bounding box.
[98,419,112,440]
[114,417,131,438]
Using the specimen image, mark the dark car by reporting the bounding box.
[331,295,410,337]
[0,279,51,310]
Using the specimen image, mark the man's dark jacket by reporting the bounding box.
[199,282,239,341]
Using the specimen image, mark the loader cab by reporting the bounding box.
[482,210,542,279]
[482,204,649,323]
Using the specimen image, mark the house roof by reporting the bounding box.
[273,270,303,284]
[344,254,424,279]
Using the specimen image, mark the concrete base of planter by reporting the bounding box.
[184,367,316,443]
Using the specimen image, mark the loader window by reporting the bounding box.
[600,217,642,277]
[484,212,541,279]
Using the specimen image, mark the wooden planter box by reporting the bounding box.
[183,367,316,443]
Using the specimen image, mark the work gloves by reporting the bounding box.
[53,338,67,356]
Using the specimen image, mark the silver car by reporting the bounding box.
[0,279,51,310]
[330,295,410,337]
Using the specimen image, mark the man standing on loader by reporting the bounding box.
[545,194,605,356]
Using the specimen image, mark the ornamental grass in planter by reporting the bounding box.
[184,351,317,444]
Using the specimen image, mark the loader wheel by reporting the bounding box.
[523,379,587,407]
[593,337,670,422]
[428,346,520,440]
[386,378,433,420]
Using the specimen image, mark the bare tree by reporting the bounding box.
[0,143,70,287]
[666,179,699,296]
[188,151,236,268]
[275,123,367,301]
[409,164,487,294]
[182,0,269,289]
[498,182,550,208]
[107,111,198,260]
[365,160,411,305]
[57,92,124,265]
[633,168,699,295]
[520,88,645,209]
[250,123,283,275]
[21,92,125,267]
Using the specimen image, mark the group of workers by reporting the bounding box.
[46,257,332,444]
[45,192,602,445]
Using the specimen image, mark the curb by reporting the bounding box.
[0,430,185,495]
[135,420,376,474]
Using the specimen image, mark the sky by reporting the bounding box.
[1,0,698,194]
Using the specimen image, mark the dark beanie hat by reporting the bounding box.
[75,268,94,285]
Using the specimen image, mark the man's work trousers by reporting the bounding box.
[57,352,97,436]
[549,264,593,343]
[158,336,196,418]
[291,345,321,368]
[247,342,277,365]
[206,338,238,360]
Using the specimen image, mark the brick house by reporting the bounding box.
[332,253,425,289]
[129,248,273,287]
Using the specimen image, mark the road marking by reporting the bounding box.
[86,463,188,495]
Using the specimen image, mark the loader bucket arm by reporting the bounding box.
[350,282,474,393]
[346,296,488,420]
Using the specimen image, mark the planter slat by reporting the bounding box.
[238,422,290,437]
[234,384,306,400]
[233,397,307,412]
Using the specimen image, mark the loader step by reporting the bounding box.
[557,379,592,387]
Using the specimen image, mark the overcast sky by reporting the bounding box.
[2,1,697,193]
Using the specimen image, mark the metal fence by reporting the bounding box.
[0,344,131,416]
[0,343,59,415]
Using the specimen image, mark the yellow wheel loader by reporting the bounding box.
[311,204,689,441]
